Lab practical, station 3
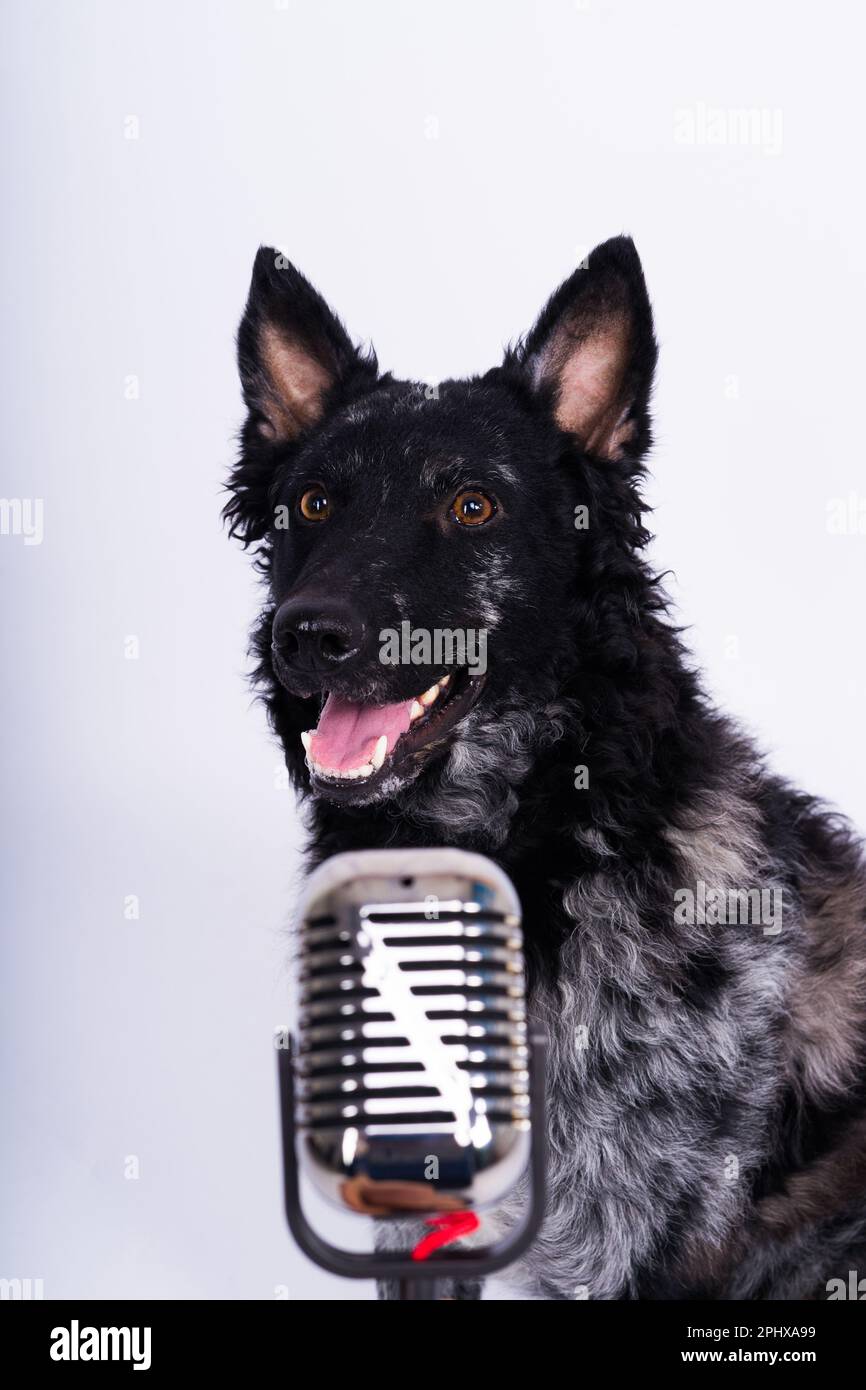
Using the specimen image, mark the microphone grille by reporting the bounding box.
[294,850,531,1210]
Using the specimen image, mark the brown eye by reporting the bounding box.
[298,486,331,522]
[450,490,496,527]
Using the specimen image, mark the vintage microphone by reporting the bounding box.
[277,847,547,1299]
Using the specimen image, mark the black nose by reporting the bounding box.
[272,595,364,676]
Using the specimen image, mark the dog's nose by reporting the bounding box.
[272,595,364,676]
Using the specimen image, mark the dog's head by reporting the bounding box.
[226,238,657,832]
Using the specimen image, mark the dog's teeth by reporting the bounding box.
[311,759,338,780]
[371,735,387,771]
[410,700,424,722]
[300,731,312,754]
[438,674,451,688]
[420,683,440,707]
[309,754,379,782]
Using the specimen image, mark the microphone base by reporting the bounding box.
[277,1033,547,1298]
[397,1277,440,1301]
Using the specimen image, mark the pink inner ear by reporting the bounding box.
[548,313,635,460]
[261,322,334,440]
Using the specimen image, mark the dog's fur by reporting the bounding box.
[226,238,866,1299]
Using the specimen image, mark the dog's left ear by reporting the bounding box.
[518,236,657,462]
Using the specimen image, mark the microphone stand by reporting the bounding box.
[277,1034,547,1301]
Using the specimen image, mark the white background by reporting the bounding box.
[2,0,864,1301]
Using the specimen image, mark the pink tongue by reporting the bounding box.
[309,693,414,772]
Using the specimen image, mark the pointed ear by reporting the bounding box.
[519,237,657,462]
[237,249,374,443]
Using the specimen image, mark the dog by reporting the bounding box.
[226,237,866,1299]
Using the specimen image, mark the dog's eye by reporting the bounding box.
[298,486,331,522]
[450,490,496,527]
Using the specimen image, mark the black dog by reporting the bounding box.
[226,238,866,1299]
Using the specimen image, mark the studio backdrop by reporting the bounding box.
[2,0,864,1300]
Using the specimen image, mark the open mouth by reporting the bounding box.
[300,668,484,798]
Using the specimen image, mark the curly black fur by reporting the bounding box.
[226,237,866,1300]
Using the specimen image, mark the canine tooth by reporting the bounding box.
[356,763,374,777]
[438,674,451,688]
[410,700,424,721]
[420,683,440,707]
[300,731,312,754]
[371,735,387,771]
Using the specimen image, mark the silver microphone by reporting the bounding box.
[293,847,531,1219]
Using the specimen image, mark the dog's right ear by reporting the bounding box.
[227,250,376,545]
[237,248,373,444]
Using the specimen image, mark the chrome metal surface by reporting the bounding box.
[293,849,530,1215]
